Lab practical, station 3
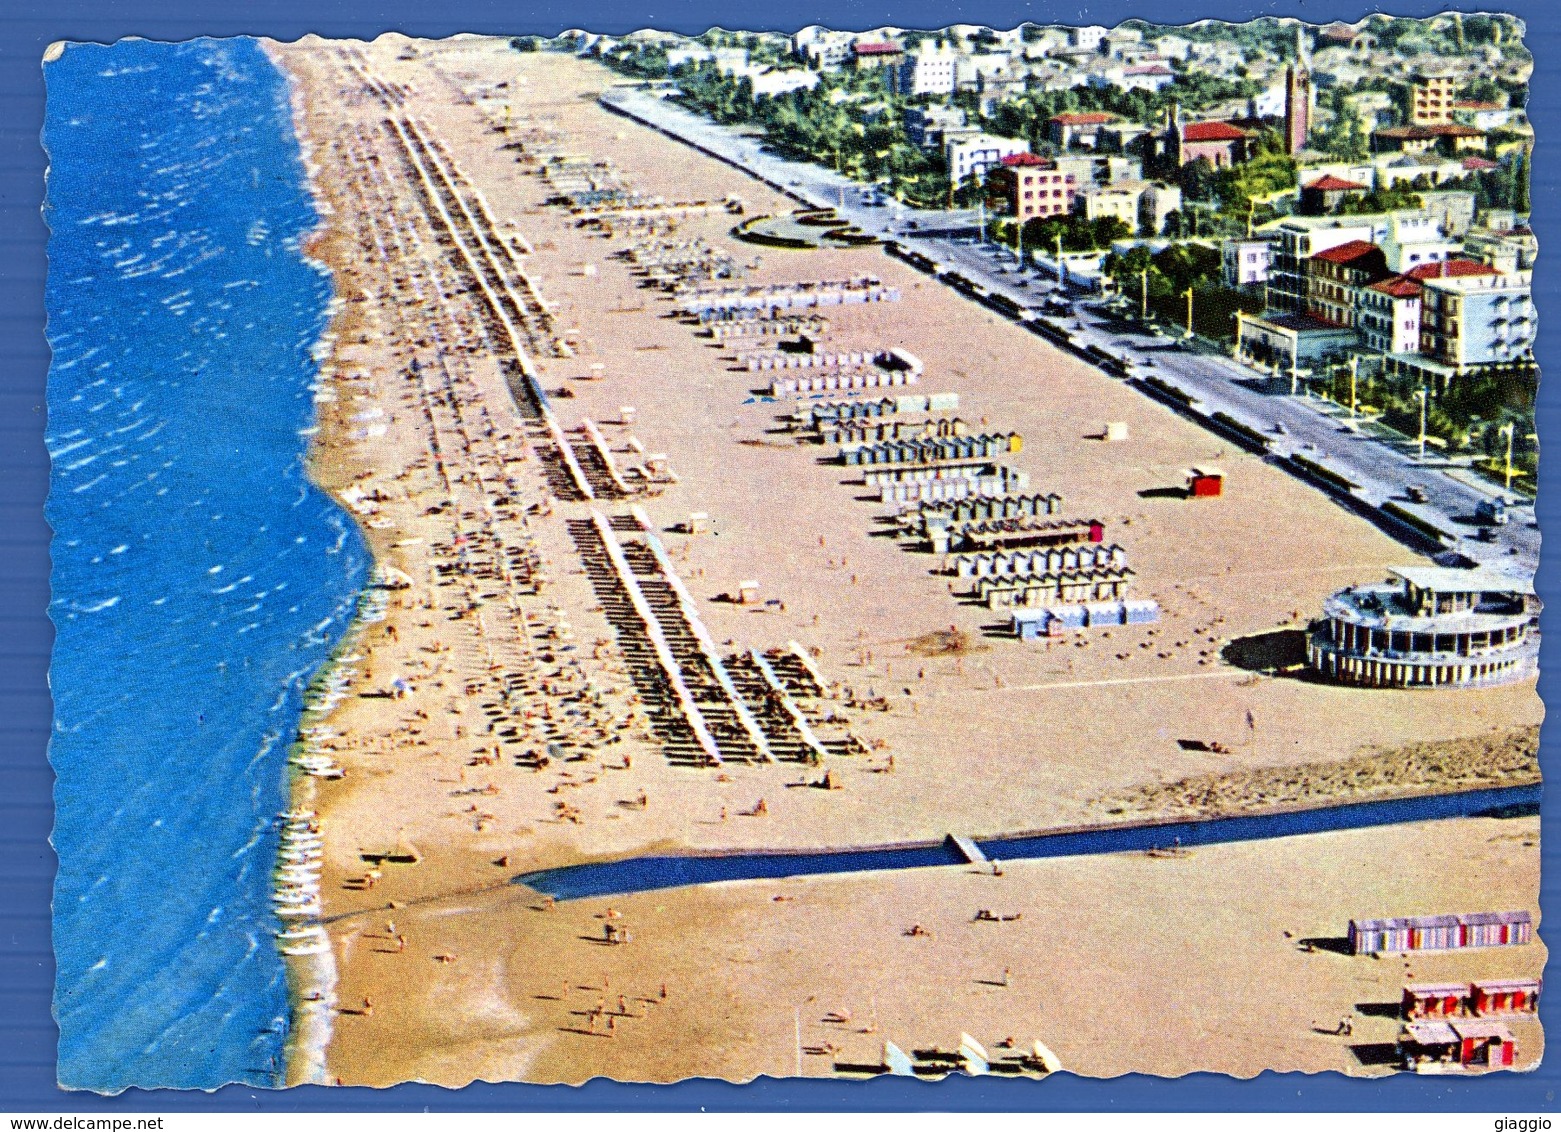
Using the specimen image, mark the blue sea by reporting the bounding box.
[45,39,367,1091]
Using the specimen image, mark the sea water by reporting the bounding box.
[45,38,365,1091]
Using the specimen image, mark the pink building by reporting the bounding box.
[990,153,1076,222]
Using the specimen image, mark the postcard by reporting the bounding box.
[44,16,1541,1091]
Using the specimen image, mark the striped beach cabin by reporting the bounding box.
[1348,910,1533,955]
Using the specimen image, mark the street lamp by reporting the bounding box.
[1140,269,1149,322]
[1498,422,1516,491]
[1055,232,1065,289]
[1413,386,1429,463]
[1183,286,1195,339]
[1348,355,1360,423]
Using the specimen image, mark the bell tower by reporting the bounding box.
[1284,23,1312,155]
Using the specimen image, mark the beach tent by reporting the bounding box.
[882,1041,916,1077]
[958,1032,989,1075]
[1030,1039,1063,1074]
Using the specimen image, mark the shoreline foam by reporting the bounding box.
[263,38,374,1088]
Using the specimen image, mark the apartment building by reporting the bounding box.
[1420,269,1535,373]
[991,153,1076,222]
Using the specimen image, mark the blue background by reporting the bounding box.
[3,0,1557,1112]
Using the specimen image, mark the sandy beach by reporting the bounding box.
[264,35,1544,1085]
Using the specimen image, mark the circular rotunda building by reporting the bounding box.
[1307,566,1538,689]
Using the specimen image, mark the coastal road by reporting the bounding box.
[914,230,1538,576]
[600,84,1538,577]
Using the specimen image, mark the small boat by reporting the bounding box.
[274,901,321,918]
[292,756,346,780]
[276,925,324,941]
[280,937,331,957]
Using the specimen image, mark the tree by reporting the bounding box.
[1461,76,1504,105]
[1022,212,1128,253]
[1179,157,1219,204]
[1313,99,1370,161]
[953,171,986,209]
[1336,184,1423,215]
[1511,151,1531,214]
[1102,244,1156,290]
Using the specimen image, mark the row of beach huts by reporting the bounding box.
[1339,909,1537,1074]
[659,271,1164,637]
[1348,909,1533,954]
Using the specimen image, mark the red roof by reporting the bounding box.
[1304,174,1369,192]
[1404,259,1497,281]
[1125,64,1174,75]
[1050,112,1117,126]
[1310,239,1380,265]
[852,42,902,56]
[1377,124,1485,140]
[1182,121,1247,142]
[999,152,1050,167]
[1462,156,1500,170]
[1369,277,1424,299]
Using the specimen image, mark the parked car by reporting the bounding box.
[1405,485,1429,503]
[1476,498,1510,526]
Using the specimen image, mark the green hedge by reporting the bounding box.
[1140,375,1196,406]
[1380,501,1452,544]
[1212,412,1272,451]
[1290,453,1360,492]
